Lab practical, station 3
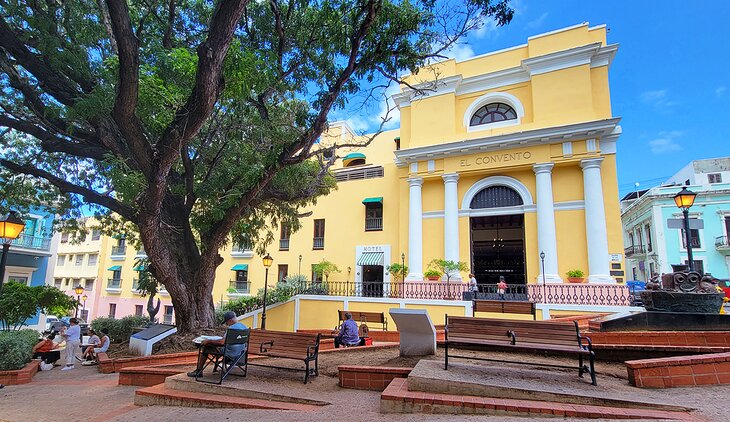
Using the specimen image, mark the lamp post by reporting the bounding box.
[540,251,546,303]
[261,253,273,330]
[73,285,84,318]
[0,211,26,296]
[673,187,698,272]
[298,254,302,276]
[81,294,88,318]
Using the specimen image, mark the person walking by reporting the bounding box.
[60,318,81,371]
[468,273,478,299]
[497,276,508,301]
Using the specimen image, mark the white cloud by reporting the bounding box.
[640,89,678,110]
[648,131,683,154]
[443,43,476,62]
[525,12,549,30]
[370,83,401,130]
[345,116,370,133]
[474,17,499,39]
[716,86,727,98]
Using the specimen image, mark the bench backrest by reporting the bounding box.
[338,310,386,325]
[473,300,535,316]
[447,316,580,347]
[248,329,320,357]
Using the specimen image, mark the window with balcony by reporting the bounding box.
[78,231,86,242]
[232,236,253,254]
[108,303,117,318]
[364,200,383,231]
[85,279,94,291]
[61,232,69,243]
[72,278,81,288]
[681,228,702,248]
[163,306,174,324]
[278,264,288,283]
[57,255,65,266]
[313,219,325,249]
[645,224,653,252]
[107,269,122,290]
[88,254,98,266]
[112,237,126,256]
[91,229,101,240]
[54,278,62,288]
[75,254,84,266]
[135,305,144,317]
[708,173,723,184]
[280,224,291,251]
[229,268,249,294]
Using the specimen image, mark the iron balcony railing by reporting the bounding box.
[681,238,701,249]
[313,237,324,250]
[279,238,290,250]
[262,281,631,306]
[107,278,122,289]
[365,217,383,231]
[624,245,645,257]
[229,280,250,294]
[10,234,52,251]
[232,244,253,254]
[111,245,126,256]
[716,236,730,248]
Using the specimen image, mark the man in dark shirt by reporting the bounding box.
[335,312,362,348]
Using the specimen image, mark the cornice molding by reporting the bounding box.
[393,118,621,166]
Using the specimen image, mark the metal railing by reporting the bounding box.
[313,237,324,250]
[624,244,645,256]
[107,278,122,289]
[365,217,383,231]
[229,280,250,294]
[10,234,52,251]
[716,236,730,248]
[111,245,126,256]
[279,238,290,250]
[681,238,701,249]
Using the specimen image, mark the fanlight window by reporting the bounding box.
[470,186,523,209]
[469,102,517,126]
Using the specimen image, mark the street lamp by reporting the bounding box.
[81,294,88,318]
[261,253,273,330]
[74,285,84,318]
[673,187,698,272]
[539,251,546,303]
[298,254,302,276]
[401,252,405,268]
[0,211,26,295]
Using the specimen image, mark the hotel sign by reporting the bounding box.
[460,151,532,168]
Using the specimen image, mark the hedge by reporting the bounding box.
[90,315,149,343]
[0,329,39,371]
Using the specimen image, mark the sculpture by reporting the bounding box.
[642,267,724,313]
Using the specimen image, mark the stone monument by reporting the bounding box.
[641,266,725,313]
[389,308,436,356]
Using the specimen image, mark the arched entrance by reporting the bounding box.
[468,183,527,285]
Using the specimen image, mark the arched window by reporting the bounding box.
[343,152,366,167]
[470,186,523,209]
[469,103,517,126]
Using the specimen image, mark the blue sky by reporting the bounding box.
[336,0,730,198]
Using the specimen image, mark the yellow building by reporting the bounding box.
[60,23,627,323]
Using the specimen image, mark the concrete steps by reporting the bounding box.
[381,378,697,420]
[135,383,321,411]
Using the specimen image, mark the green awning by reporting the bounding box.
[343,152,365,160]
[357,252,384,266]
[133,265,148,271]
[108,265,122,271]
[362,197,383,204]
[231,264,249,271]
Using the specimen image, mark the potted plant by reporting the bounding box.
[566,269,585,283]
[424,269,442,281]
[428,259,469,284]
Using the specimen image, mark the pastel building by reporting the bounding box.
[622,157,730,281]
[54,23,629,324]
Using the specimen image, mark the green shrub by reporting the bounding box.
[0,329,39,370]
[90,315,149,343]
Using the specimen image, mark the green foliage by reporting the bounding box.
[223,275,325,317]
[424,269,442,278]
[428,259,469,282]
[90,315,149,343]
[0,283,76,331]
[566,269,585,278]
[386,263,409,282]
[133,257,159,297]
[0,329,39,370]
[312,260,341,281]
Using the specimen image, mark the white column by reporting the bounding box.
[580,158,614,283]
[442,173,461,281]
[406,177,424,281]
[533,163,562,283]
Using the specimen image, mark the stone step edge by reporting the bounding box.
[135,383,320,411]
[381,378,696,420]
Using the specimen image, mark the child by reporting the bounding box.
[497,276,507,300]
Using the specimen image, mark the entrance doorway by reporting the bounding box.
[470,214,526,284]
[362,265,384,297]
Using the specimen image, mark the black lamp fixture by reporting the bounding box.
[0,211,26,296]
[81,294,88,316]
[673,187,698,271]
[539,251,546,303]
[298,254,302,276]
[261,253,273,330]
[73,285,84,318]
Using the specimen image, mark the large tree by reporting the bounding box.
[0,0,512,332]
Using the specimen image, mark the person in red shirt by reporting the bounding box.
[32,333,61,365]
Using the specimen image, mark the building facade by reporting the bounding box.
[622,157,730,281]
[52,23,628,320]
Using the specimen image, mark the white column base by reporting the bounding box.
[587,274,616,284]
[405,273,423,282]
[536,274,563,284]
[443,273,463,282]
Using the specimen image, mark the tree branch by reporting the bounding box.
[0,115,107,160]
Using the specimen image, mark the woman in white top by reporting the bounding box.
[82,329,101,360]
[60,318,81,371]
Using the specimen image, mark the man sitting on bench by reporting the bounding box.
[187,311,248,377]
[335,312,363,348]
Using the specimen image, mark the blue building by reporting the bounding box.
[2,208,58,330]
[621,158,730,282]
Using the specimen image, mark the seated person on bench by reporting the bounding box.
[335,312,364,348]
[32,333,62,365]
[187,311,248,377]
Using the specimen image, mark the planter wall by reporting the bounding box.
[0,360,40,385]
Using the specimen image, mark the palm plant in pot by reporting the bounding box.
[566,269,585,283]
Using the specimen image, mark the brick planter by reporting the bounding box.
[338,365,412,391]
[98,351,199,374]
[0,360,40,385]
[626,352,730,388]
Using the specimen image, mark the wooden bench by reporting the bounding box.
[247,329,320,384]
[445,315,597,385]
[472,300,536,319]
[337,310,388,331]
